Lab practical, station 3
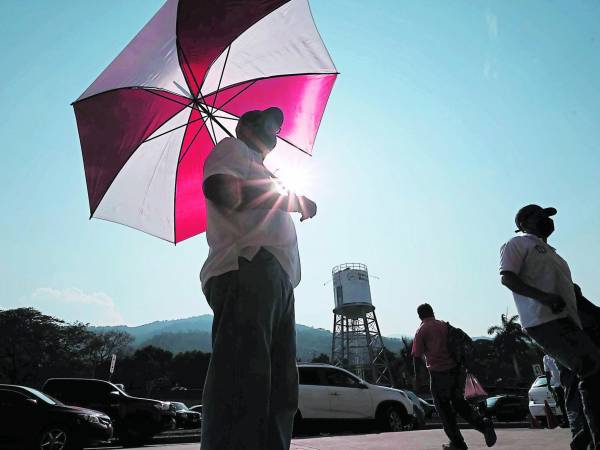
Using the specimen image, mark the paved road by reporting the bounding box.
[110,428,571,450]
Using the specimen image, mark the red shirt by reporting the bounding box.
[412,317,457,372]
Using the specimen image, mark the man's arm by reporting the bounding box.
[411,333,425,390]
[545,371,554,391]
[203,174,316,220]
[500,271,565,313]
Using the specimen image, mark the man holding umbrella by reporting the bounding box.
[200,107,316,450]
[499,204,600,449]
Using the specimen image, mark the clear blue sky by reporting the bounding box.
[1,1,600,337]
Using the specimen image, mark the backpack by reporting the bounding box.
[446,322,474,369]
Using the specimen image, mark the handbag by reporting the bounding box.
[464,372,487,399]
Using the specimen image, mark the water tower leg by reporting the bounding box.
[332,312,346,367]
[369,310,396,387]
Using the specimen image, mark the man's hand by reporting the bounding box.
[543,293,566,313]
[298,196,317,222]
[501,271,566,313]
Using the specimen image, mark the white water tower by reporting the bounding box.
[330,263,394,386]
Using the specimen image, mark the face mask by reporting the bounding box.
[537,217,555,238]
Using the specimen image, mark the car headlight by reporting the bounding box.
[79,414,100,424]
[154,401,171,411]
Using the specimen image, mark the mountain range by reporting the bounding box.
[91,315,409,361]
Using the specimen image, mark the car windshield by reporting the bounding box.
[532,377,548,387]
[173,402,188,411]
[486,396,499,407]
[21,386,63,406]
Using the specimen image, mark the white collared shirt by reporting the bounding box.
[499,234,581,329]
[200,137,300,290]
[543,355,561,387]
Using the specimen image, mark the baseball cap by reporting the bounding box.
[515,204,557,231]
[239,107,284,134]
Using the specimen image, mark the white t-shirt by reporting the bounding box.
[543,354,561,387]
[200,137,300,290]
[499,234,581,329]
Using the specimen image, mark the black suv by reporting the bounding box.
[0,384,112,450]
[42,378,175,445]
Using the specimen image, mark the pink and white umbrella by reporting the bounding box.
[73,0,337,243]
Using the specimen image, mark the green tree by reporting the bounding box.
[0,308,90,385]
[171,350,211,388]
[487,314,531,380]
[84,331,134,378]
[310,353,330,363]
[116,346,173,394]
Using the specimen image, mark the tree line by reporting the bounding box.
[0,308,542,395]
[0,308,210,394]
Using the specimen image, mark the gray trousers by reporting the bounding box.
[201,249,299,450]
[526,318,600,450]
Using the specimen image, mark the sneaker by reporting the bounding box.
[442,444,468,450]
[482,418,497,447]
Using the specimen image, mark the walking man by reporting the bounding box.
[200,107,317,450]
[412,303,496,450]
[543,354,568,426]
[499,204,600,449]
[559,284,600,449]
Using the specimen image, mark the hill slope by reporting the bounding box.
[91,315,406,361]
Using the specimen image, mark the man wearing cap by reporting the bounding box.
[499,204,600,449]
[199,107,316,450]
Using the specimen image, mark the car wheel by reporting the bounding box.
[377,404,407,432]
[39,426,71,450]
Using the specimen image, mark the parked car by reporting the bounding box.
[170,401,202,429]
[480,395,529,422]
[402,390,435,419]
[418,396,436,419]
[528,375,563,424]
[42,378,175,445]
[399,390,426,428]
[189,404,202,414]
[0,384,112,450]
[296,363,416,432]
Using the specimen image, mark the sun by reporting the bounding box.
[272,167,310,195]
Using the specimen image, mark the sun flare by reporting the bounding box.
[272,167,311,195]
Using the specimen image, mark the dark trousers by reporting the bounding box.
[527,318,600,450]
[201,249,298,450]
[561,366,593,450]
[552,385,569,423]
[430,367,486,449]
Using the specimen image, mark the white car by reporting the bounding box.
[528,375,563,423]
[297,363,416,432]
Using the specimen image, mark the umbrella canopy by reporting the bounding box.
[73,0,337,243]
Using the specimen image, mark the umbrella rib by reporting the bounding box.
[144,89,193,109]
[210,45,231,114]
[177,41,201,96]
[278,136,311,156]
[213,80,257,112]
[207,71,339,110]
[176,41,212,109]
[207,115,234,141]
[178,113,209,163]
[205,108,310,156]
[71,86,192,106]
[209,118,218,144]
[143,115,204,143]
[211,115,238,120]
